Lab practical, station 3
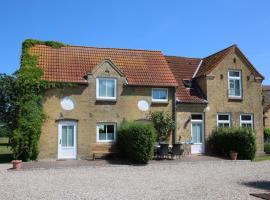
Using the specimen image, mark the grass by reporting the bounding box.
[0,137,13,163]
[254,155,270,162]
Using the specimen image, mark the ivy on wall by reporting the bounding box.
[10,39,72,161]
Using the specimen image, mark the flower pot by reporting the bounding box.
[229,151,238,160]
[11,160,22,170]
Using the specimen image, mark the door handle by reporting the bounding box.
[59,139,61,144]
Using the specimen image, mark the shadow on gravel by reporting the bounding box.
[242,181,270,191]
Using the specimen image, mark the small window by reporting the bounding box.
[96,78,117,100]
[217,113,231,127]
[240,114,253,129]
[191,114,203,121]
[152,88,168,102]
[228,70,242,98]
[96,123,116,142]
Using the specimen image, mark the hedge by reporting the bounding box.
[264,142,270,154]
[207,127,256,160]
[117,120,156,164]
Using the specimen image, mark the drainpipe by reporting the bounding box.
[172,87,177,144]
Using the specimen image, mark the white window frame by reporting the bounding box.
[228,70,242,98]
[96,78,117,100]
[152,88,168,103]
[240,114,253,129]
[217,113,231,127]
[96,122,117,143]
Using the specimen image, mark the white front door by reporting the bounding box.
[191,114,205,154]
[58,121,77,159]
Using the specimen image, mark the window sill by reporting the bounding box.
[228,97,243,102]
[96,141,116,143]
[96,98,117,102]
[151,100,169,104]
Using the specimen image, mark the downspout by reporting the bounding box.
[172,87,177,144]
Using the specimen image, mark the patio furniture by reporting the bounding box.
[170,143,184,159]
[158,143,169,159]
[91,144,118,160]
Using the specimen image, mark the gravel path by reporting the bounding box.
[0,160,270,200]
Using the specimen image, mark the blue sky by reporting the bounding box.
[0,0,270,84]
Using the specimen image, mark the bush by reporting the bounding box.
[264,143,270,154]
[264,128,270,142]
[207,127,256,160]
[117,120,156,164]
[149,111,175,142]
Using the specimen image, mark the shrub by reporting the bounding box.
[207,127,256,160]
[149,111,175,142]
[264,128,270,142]
[264,142,270,154]
[117,120,156,164]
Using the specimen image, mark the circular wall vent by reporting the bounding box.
[60,97,75,111]
[137,100,149,112]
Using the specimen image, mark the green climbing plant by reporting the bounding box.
[9,39,73,161]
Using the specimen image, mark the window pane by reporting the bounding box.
[218,114,229,121]
[241,115,252,121]
[106,80,115,97]
[67,126,74,147]
[98,124,106,140]
[191,114,203,120]
[192,123,203,143]
[218,123,230,128]
[229,71,240,77]
[99,79,106,97]
[235,80,240,96]
[107,125,114,134]
[62,126,67,147]
[107,133,114,140]
[153,89,167,100]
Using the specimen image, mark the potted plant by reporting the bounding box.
[229,150,238,160]
[11,159,22,170]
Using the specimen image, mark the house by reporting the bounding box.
[26,42,265,160]
[263,85,270,128]
[166,45,264,155]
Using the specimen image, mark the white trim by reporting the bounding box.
[217,113,231,127]
[151,88,168,103]
[192,59,203,78]
[96,122,117,143]
[240,114,253,129]
[228,70,242,98]
[58,120,77,159]
[190,113,204,144]
[96,78,117,100]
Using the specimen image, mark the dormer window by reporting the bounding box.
[183,79,192,88]
[228,70,242,98]
[96,78,117,100]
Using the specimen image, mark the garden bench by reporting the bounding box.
[91,144,118,160]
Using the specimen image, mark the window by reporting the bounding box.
[240,114,253,129]
[96,78,117,100]
[152,88,168,102]
[61,125,74,147]
[96,123,116,142]
[217,113,231,127]
[228,70,242,98]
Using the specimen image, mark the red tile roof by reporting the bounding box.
[29,45,178,87]
[165,56,206,103]
[195,45,235,77]
[195,44,264,79]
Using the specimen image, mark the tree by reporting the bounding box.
[0,73,18,137]
[149,111,175,142]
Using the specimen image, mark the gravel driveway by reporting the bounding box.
[0,160,269,200]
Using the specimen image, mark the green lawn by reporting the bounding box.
[0,137,13,163]
[254,155,270,162]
